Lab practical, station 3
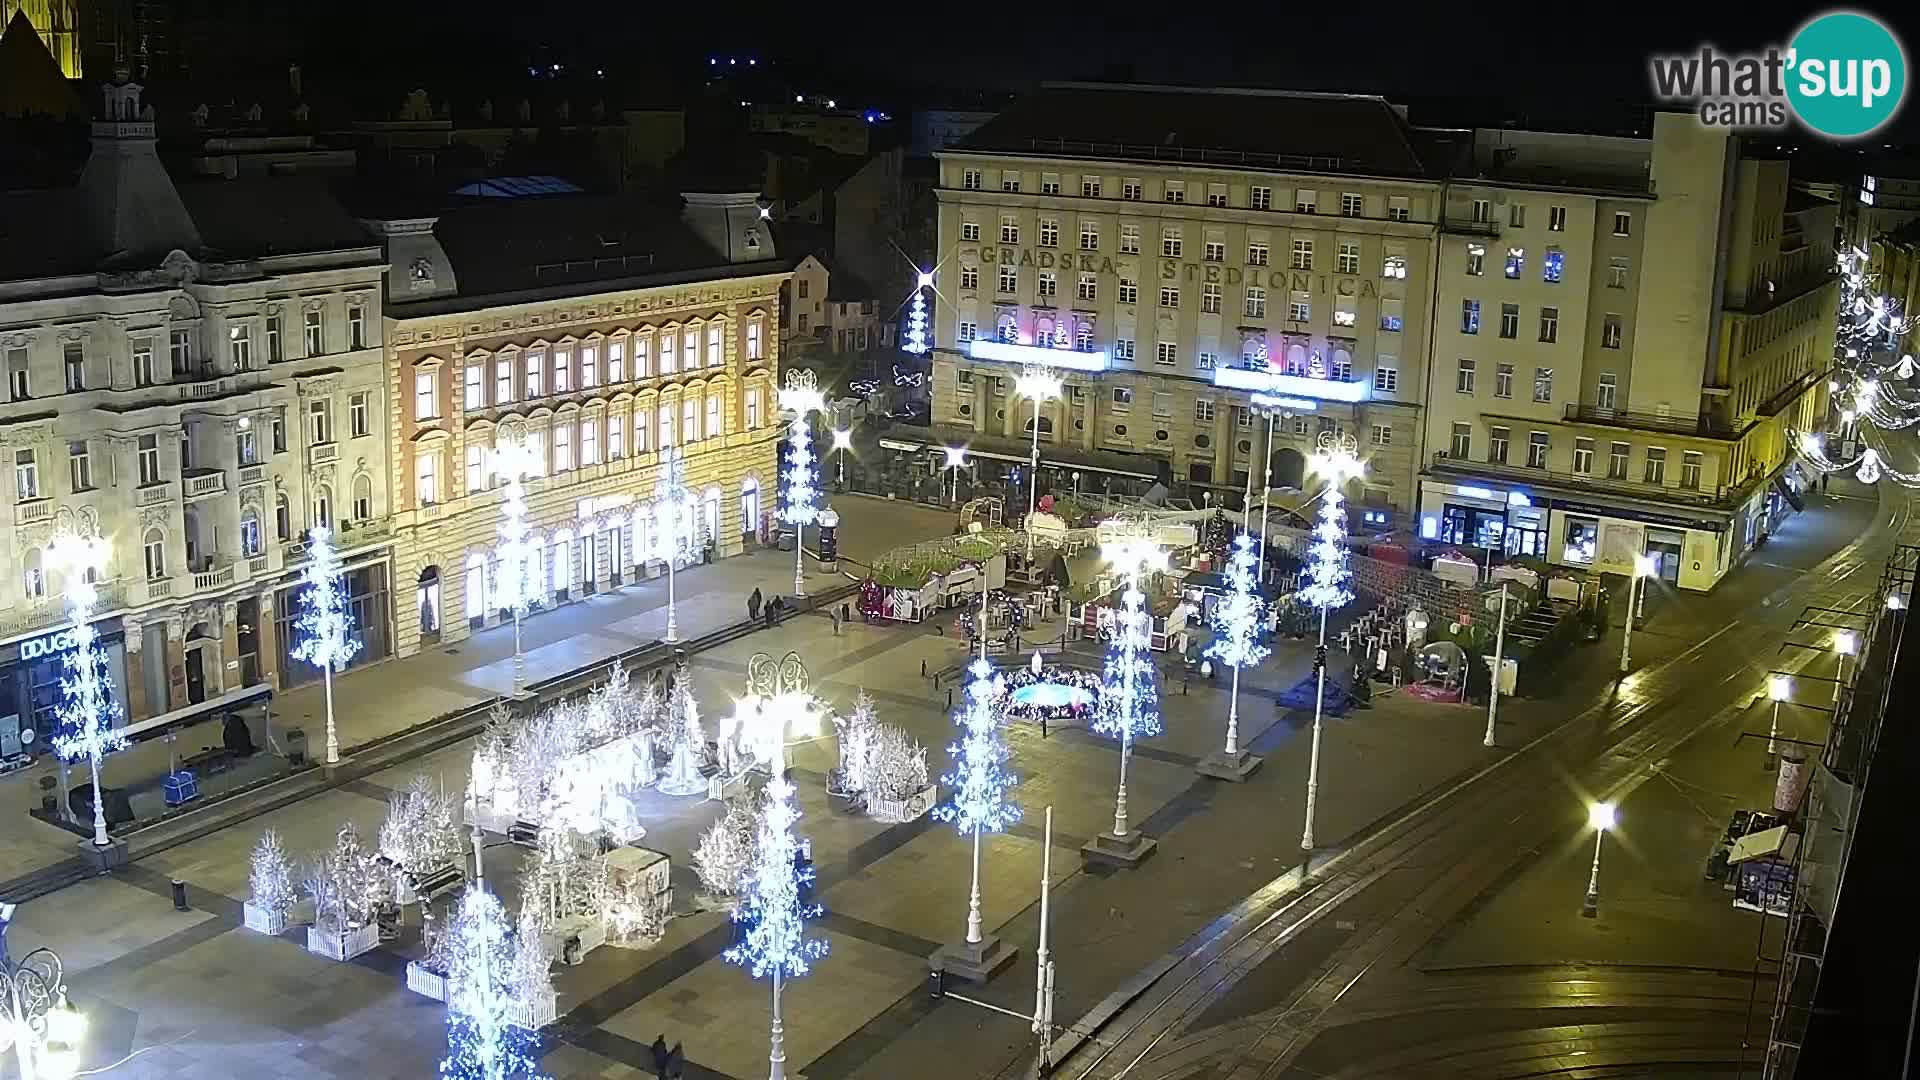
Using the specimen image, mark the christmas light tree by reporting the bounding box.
[779,370,826,598]
[1202,532,1270,774]
[1091,523,1166,859]
[246,829,297,931]
[292,526,361,764]
[654,446,697,643]
[656,660,707,797]
[440,887,545,1080]
[902,279,930,356]
[495,440,542,694]
[723,774,827,1080]
[48,533,126,847]
[934,658,1020,968]
[1299,434,1362,852]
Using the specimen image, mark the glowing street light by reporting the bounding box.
[1014,366,1063,557]
[492,439,542,696]
[1095,521,1168,850]
[1833,630,1858,704]
[1765,675,1791,770]
[1618,553,1657,675]
[1581,801,1616,917]
[0,911,85,1080]
[943,445,968,503]
[831,428,853,488]
[779,370,827,598]
[1299,434,1362,851]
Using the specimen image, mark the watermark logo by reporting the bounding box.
[1649,10,1907,139]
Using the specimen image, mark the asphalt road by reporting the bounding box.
[1053,486,1910,1080]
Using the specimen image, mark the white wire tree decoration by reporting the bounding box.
[494,439,542,696]
[932,656,1021,976]
[1299,432,1362,851]
[902,270,932,356]
[1089,517,1166,863]
[291,526,360,765]
[656,655,707,797]
[654,446,698,643]
[48,533,125,848]
[440,886,545,1080]
[1200,532,1270,780]
[723,653,827,1080]
[779,370,826,598]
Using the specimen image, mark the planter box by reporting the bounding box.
[506,987,559,1030]
[242,901,290,937]
[306,922,380,962]
[867,784,938,824]
[406,961,449,1001]
[543,914,606,965]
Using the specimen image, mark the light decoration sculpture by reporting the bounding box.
[723,653,827,1080]
[48,533,124,848]
[493,439,543,695]
[292,526,361,766]
[1298,432,1362,851]
[1201,532,1270,775]
[654,446,698,643]
[779,370,826,598]
[1094,517,1167,847]
[934,657,1020,949]
[0,921,86,1080]
[902,270,932,356]
[1014,365,1063,558]
[440,886,544,1080]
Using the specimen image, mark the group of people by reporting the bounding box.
[747,587,857,634]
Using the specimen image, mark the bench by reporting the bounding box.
[507,819,542,847]
[182,747,235,775]
[410,864,465,905]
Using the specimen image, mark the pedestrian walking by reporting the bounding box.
[763,599,777,630]
[841,602,852,626]
[831,609,842,636]
[748,587,763,621]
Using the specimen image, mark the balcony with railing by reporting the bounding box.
[136,481,175,507]
[15,499,51,525]
[1440,214,1501,237]
[192,561,237,591]
[0,579,128,640]
[309,442,339,465]
[281,515,394,564]
[1562,403,1746,440]
[1428,451,1746,509]
[144,576,175,601]
[183,468,228,501]
[239,464,267,487]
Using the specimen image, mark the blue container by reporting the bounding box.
[163,771,199,806]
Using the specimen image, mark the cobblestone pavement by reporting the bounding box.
[0,489,1882,1080]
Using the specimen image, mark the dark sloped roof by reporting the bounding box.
[176,176,374,258]
[0,10,81,119]
[956,84,1438,179]
[0,188,95,276]
[421,193,780,303]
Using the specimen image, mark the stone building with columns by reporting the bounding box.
[0,77,392,738]
[365,186,790,662]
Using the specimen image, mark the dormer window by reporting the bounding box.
[745,228,761,251]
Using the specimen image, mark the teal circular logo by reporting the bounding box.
[1787,11,1907,138]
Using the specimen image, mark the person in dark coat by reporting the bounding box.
[748,587,763,621]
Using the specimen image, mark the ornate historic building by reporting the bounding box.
[365,186,790,662]
[0,78,390,736]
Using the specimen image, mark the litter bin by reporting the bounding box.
[286,728,308,767]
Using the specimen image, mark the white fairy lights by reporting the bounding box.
[49,533,125,847]
[1096,522,1167,842]
[935,657,1021,945]
[780,370,826,597]
[292,526,360,765]
[1205,532,1270,759]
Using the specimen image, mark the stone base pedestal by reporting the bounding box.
[1196,749,1264,782]
[79,837,130,871]
[1080,830,1157,869]
[929,934,1017,983]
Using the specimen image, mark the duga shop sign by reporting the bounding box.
[19,627,82,662]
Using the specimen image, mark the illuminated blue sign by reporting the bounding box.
[968,340,1111,372]
[1211,366,1371,403]
[19,627,81,662]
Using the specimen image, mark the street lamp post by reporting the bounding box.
[48,535,124,850]
[1085,518,1166,866]
[1015,366,1062,559]
[831,428,853,489]
[658,445,691,644]
[779,373,827,599]
[1299,434,1362,852]
[1618,554,1657,674]
[1833,630,1857,705]
[1484,582,1509,748]
[1582,801,1616,917]
[943,446,968,505]
[0,914,85,1080]
[1253,407,1280,578]
[493,439,541,696]
[1766,675,1791,770]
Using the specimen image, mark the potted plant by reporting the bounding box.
[243,829,297,936]
[379,775,462,904]
[691,794,759,910]
[863,723,936,823]
[405,907,454,1001]
[305,822,388,961]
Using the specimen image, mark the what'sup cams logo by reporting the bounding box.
[1650,10,1907,138]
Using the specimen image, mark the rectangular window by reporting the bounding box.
[1681,451,1702,490]
[1038,272,1058,299]
[414,371,437,420]
[1471,198,1492,223]
[1248,242,1269,266]
[1152,392,1172,417]
[1206,184,1227,208]
[265,316,283,363]
[1370,423,1392,446]
[1161,227,1182,258]
[1539,306,1559,343]
[1290,238,1313,270]
[1608,258,1629,289]
[61,342,84,391]
[1197,352,1217,370]
[580,344,598,387]
[1450,422,1472,459]
[169,329,192,374]
[635,410,650,452]
[1203,240,1224,262]
[132,337,156,386]
[1388,196,1410,222]
[236,429,257,466]
[554,422,574,471]
[1163,180,1185,203]
[998,265,1018,293]
[1039,219,1059,247]
[609,417,624,459]
[607,340,625,382]
[1494,363,1513,399]
[962,168,981,191]
[634,337,652,378]
[1040,175,1061,195]
[1488,426,1510,464]
[1077,274,1097,302]
[582,419,601,465]
[1000,216,1019,244]
[138,434,160,484]
[416,449,439,504]
[1123,178,1142,201]
[1112,387,1133,408]
[1159,286,1179,308]
[1602,314,1623,349]
[1080,221,1099,250]
[1288,291,1310,322]
[1332,300,1356,328]
[1295,190,1316,214]
[1465,244,1485,276]
[1533,367,1554,403]
[1154,342,1177,366]
[1527,431,1549,468]
[464,364,484,409]
[527,351,545,396]
[1081,176,1101,198]
[1509,202,1527,228]
[1115,338,1135,361]
[957,321,977,342]
[1462,299,1481,334]
[1612,211,1632,236]
[1244,286,1266,318]
[1118,278,1138,304]
[1456,358,1477,394]
[220,325,250,373]
[348,304,366,349]
[1597,372,1618,411]
[682,398,699,442]
[303,310,323,355]
[1573,437,1594,474]
[68,441,90,492]
[1250,186,1272,210]
[1340,193,1363,217]
[1548,205,1567,231]
[495,359,513,403]
[1201,283,1221,313]
[1608,442,1630,480]
[14,449,36,501]
[271,411,285,453]
[553,347,575,392]
[466,445,486,492]
[706,396,721,438]
[1381,298,1404,331]
[1644,447,1667,484]
[1001,173,1021,192]
[745,387,761,429]
[1505,247,1526,279]
[350,392,369,437]
[961,221,980,242]
[1373,364,1398,394]
[309,399,332,443]
[960,265,979,290]
[1120,224,1140,254]
[1500,303,1520,339]
[1543,248,1564,283]
[1194,399,1215,423]
[1337,241,1360,274]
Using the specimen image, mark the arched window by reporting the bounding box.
[353,474,374,521]
[1024,415,1055,436]
[1285,343,1308,376]
[143,528,166,580]
[240,509,262,557]
[998,315,1019,343]
[21,548,43,600]
[313,484,333,530]
[464,552,487,622]
[275,492,291,541]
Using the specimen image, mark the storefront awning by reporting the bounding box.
[116,682,272,744]
[1730,824,1800,864]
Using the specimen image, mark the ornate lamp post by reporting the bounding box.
[943,446,968,504]
[1014,365,1062,559]
[291,526,360,765]
[1299,432,1362,852]
[0,914,86,1080]
[1581,801,1616,917]
[779,371,826,599]
[656,445,695,644]
[831,428,853,489]
[1084,515,1165,867]
[492,439,542,696]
